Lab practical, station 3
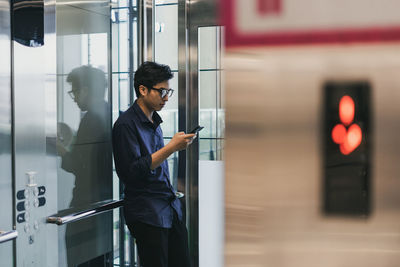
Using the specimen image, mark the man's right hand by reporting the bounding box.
[168,132,196,152]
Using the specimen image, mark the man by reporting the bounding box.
[59,65,112,266]
[112,61,195,267]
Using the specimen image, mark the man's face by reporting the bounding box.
[141,80,170,111]
[70,84,89,111]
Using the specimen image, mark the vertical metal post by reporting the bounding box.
[145,0,154,61]
[138,0,154,63]
[187,4,200,266]
[177,0,188,200]
[137,0,144,64]
[129,0,135,103]
[10,2,17,266]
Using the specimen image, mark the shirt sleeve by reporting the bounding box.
[112,123,152,183]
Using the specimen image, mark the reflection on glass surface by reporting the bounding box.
[58,66,111,207]
[57,0,113,263]
[57,66,113,266]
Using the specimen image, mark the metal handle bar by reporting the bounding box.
[47,199,123,226]
[0,230,18,244]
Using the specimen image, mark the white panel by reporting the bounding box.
[199,160,224,267]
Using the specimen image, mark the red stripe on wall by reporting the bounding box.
[220,0,400,47]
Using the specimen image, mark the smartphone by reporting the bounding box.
[189,125,204,134]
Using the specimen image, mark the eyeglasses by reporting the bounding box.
[149,87,174,98]
[67,90,79,100]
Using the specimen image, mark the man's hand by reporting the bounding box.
[151,132,196,170]
[168,132,196,152]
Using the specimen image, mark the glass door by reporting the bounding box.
[56,0,114,265]
[198,26,225,267]
[0,1,14,265]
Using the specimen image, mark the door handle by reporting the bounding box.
[0,230,18,244]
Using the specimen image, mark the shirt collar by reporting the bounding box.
[131,100,163,127]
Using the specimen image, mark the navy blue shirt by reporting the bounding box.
[112,101,182,228]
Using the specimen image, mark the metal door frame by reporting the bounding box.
[135,1,219,266]
[178,1,218,266]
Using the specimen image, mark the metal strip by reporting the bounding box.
[129,0,135,103]
[145,0,154,61]
[188,4,200,267]
[10,0,17,263]
[46,199,123,226]
[0,231,18,244]
[177,0,188,204]
[137,0,145,64]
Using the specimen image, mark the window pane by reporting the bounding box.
[199,27,218,70]
[163,139,179,187]
[155,0,178,5]
[199,139,217,161]
[155,4,178,70]
[199,70,217,139]
[159,73,178,137]
[112,9,129,73]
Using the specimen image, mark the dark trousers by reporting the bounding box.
[127,212,191,267]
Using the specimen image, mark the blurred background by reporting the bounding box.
[223,0,400,266]
[2,0,400,266]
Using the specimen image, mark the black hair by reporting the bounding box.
[67,65,107,98]
[134,61,173,98]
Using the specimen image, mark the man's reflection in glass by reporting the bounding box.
[58,65,112,266]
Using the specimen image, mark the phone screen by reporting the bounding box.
[190,126,204,134]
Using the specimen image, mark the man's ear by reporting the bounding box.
[139,85,148,97]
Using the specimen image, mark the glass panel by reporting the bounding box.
[155,4,178,70]
[217,139,225,161]
[111,1,139,266]
[199,139,217,161]
[114,0,135,8]
[159,73,178,137]
[0,1,13,265]
[155,0,178,5]
[163,139,179,187]
[158,73,178,186]
[198,26,225,267]
[199,70,218,139]
[56,0,114,265]
[199,27,218,70]
[112,9,129,73]
[198,26,225,148]
[112,73,130,124]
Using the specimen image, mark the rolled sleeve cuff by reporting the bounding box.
[130,154,153,177]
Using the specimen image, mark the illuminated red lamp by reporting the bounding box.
[331,95,362,155]
[339,95,355,126]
